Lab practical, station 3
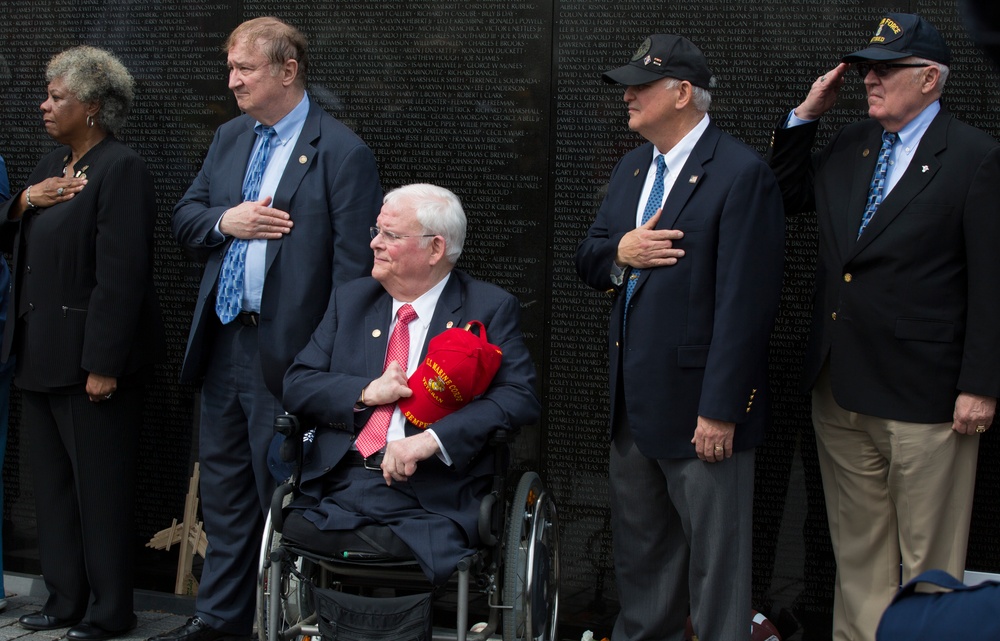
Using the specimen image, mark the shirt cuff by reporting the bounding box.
[785,109,815,128]
[427,429,453,467]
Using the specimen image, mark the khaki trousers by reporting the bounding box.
[812,366,979,641]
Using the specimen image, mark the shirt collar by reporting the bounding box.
[895,100,939,149]
[391,272,452,327]
[656,114,711,169]
[256,92,310,145]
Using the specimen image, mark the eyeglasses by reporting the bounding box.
[369,226,436,242]
[856,62,930,79]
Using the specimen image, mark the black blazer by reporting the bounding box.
[0,137,163,391]
[173,100,383,398]
[576,123,785,459]
[769,108,1000,422]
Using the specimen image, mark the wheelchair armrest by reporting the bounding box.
[269,481,295,534]
[478,492,498,547]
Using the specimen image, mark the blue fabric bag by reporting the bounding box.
[876,569,1000,640]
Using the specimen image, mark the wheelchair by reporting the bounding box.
[256,414,560,641]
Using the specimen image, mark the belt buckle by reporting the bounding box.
[363,452,383,471]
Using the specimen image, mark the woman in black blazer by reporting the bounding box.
[0,46,162,641]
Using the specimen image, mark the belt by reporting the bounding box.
[343,449,385,471]
[235,311,259,327]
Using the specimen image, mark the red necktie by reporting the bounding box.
[355,304,418,457]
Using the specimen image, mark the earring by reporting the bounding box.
[87,115,95,128]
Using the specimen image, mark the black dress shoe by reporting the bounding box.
[18,611,82,631]
[146,617,229,641]
[67,616,138,641]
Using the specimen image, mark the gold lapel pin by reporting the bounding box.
[372,329,382,338]
[634,168,641,177]
[863,149,870,157]
[446,321,455,328]
[299,155,307,164]
[689,175,698,184]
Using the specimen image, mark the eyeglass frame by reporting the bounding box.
[369,226,437,242]
[855,62,931,80]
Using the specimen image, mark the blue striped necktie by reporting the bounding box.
[858,131,897,238]
[216,125,275,324]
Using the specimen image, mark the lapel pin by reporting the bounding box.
[634,168,641,177]
[372,329,381,338]
[863,149,870,157]
[446,321,455,328]
[299,155,308,164]
[689,175,698,184]
[921,165,929,173]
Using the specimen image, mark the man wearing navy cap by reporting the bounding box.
[577,35,784,640]
[769,13,1000,641]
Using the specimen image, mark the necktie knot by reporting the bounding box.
[397,303,417,326]
[882,131,897,148]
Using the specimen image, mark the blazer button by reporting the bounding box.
[25,265,31,274]
[843,273,852,282]
[831,312,837,321]
[28,303,34,311]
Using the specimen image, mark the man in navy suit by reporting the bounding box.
[281,183,540,584]
[769,13,1000,641]
[576,35,784,641]
[155,17,382,641]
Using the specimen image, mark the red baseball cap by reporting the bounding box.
[399,321,503,429]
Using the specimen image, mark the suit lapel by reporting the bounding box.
[231,120,257,205]
[847,111,950,260]
[658,123,718,230]
[424,273,464,357]
[840,126,882,258]
[265,102,322,273]
[366,294,392,376]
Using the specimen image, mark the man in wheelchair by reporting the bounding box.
[280,182,540,586]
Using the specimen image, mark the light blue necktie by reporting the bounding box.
[858,131,897,238]
[624,155,667,323]
[216,125,275,324]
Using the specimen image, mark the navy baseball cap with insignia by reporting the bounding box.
[603,34,714,89]
[843,13,952,66]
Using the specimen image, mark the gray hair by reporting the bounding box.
[383,184,467,264]
[46,46,134,135]
[664,77,712,112]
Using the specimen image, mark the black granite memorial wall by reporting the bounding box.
[1,0,998,636]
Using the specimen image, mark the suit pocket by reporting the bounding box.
[677,345,710,368]
[904,203,954,217]
[894,318,955,343]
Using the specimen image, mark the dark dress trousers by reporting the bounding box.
[172,100,382,634]
[0,137,162,631]
[282,270,540,583]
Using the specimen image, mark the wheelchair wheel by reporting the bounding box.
[502,471,560,641]
[256,511,315,641]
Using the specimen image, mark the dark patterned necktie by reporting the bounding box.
[216,125,275,324]
[624,155,667,324]
[858,131,897,238]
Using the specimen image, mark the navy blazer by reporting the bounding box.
[770,109,1000,422]
[577,123,785,459]
[282,270,540,544]
[173,99,382,398]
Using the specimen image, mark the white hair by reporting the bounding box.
[664,77,712,112]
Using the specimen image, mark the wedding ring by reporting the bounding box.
[56,187,64,196]
[105,393,113,400]
[977,425,986,433]
[714,445,723,451]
